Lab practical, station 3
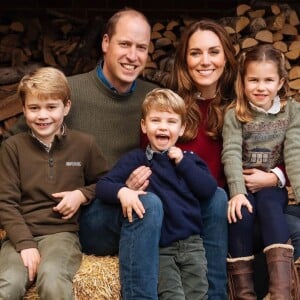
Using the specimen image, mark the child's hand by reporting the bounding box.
[52,190,87,219]
[20,248,41,282]
[168,146,183,165]
[118,187,146,222]
[227,194,253,224]
[243,168,278,193]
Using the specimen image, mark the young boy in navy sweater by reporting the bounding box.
[96,88,217,299]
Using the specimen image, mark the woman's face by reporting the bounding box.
[186,29,226,97]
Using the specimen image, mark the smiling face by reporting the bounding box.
[244,60,284,110]
[186,29,226,98]
[23,95,71,145]
[102,14,150,93]
[141,107,185,152]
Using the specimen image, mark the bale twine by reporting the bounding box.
[23,255,121,300]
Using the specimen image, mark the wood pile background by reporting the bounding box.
[1,2,300,136]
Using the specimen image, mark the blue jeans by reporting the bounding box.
[200,187,228,300]
[285,205,300,259]
[79,192,163,300]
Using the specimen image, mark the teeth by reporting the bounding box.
[198,70,213,75]
[122,64,135,70]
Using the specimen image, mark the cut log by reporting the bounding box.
[155,37,172,49]
[285,49,300,60]
[288,79,300,90]
[236,4,251,16]
[248,17,267,34]
[0,63,42,85]
[236,16,250,33]
[255,29,273,43]
[266,14,286,31]
[273,41,288,53]
[0,93,22,121]
[151,49,167,61]
[287,9,300,26]
[271,4,281,16]
[248,9,265,19]
[151,31,162,40]
[10,21,24,33]
[289,40,300,51]
[224,26,235,35]
[280,23,298,36]
[152,22,165,32]
[272,31,283,42]
[289,66,300,80]
[166,20,180,31]
[240,37,258,49]
[163,30,177,43]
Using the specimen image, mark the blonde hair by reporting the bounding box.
[142,88,187,124]
[18,67,70,106]
[234,44,289,122]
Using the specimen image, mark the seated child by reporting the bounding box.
[0,67,108,299]
[96,88,217,299]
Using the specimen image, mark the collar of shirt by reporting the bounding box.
[96,62,136,95]
[145,144,169,161]
[249,95,281,114]
[30,124,65,152]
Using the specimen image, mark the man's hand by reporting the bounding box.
[20,248,41,282]
[118,187,146,222]
[52,190,87,219]
[228,194,253,224]
[126,166,152,191]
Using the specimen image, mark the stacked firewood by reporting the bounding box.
[1,3,300,135]
[144,3,300,99]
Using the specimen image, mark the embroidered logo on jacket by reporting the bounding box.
[66,162,82,167]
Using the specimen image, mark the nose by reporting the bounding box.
[201,52,210,65]
[37,109,48,119]
[257,81,265,91]
[127,46,137,61]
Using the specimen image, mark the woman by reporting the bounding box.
[167,19,237,300]
[167,19,298,299]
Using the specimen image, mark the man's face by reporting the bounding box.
[102,14,151,94]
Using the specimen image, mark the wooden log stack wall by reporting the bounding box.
[1,2,300,137]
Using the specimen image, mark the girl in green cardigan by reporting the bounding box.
[222,44,300,299]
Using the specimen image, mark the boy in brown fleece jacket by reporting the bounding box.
[0,67,108,299]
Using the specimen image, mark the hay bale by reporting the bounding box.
[73,254,121,300]
[23,255,121,300]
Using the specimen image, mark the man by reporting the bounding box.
[66,8,163,300]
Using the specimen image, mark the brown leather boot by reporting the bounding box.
[263,243,294,300]
[227,256,257,300]
[293,258,300,300]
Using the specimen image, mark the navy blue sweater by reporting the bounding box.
[96,148,217,247]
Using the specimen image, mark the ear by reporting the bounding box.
[278,77,285,91]
[64,99,71,116]
[179,123,186,137]
[141,119,147,134]
[102,34,109,54]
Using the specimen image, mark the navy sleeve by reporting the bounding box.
[96,149,147,204]
[176,151,217,200]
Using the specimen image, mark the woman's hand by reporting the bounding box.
[228,194,253,224]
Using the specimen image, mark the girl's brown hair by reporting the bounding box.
[168,19,237,141]
[234,44,289,122]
